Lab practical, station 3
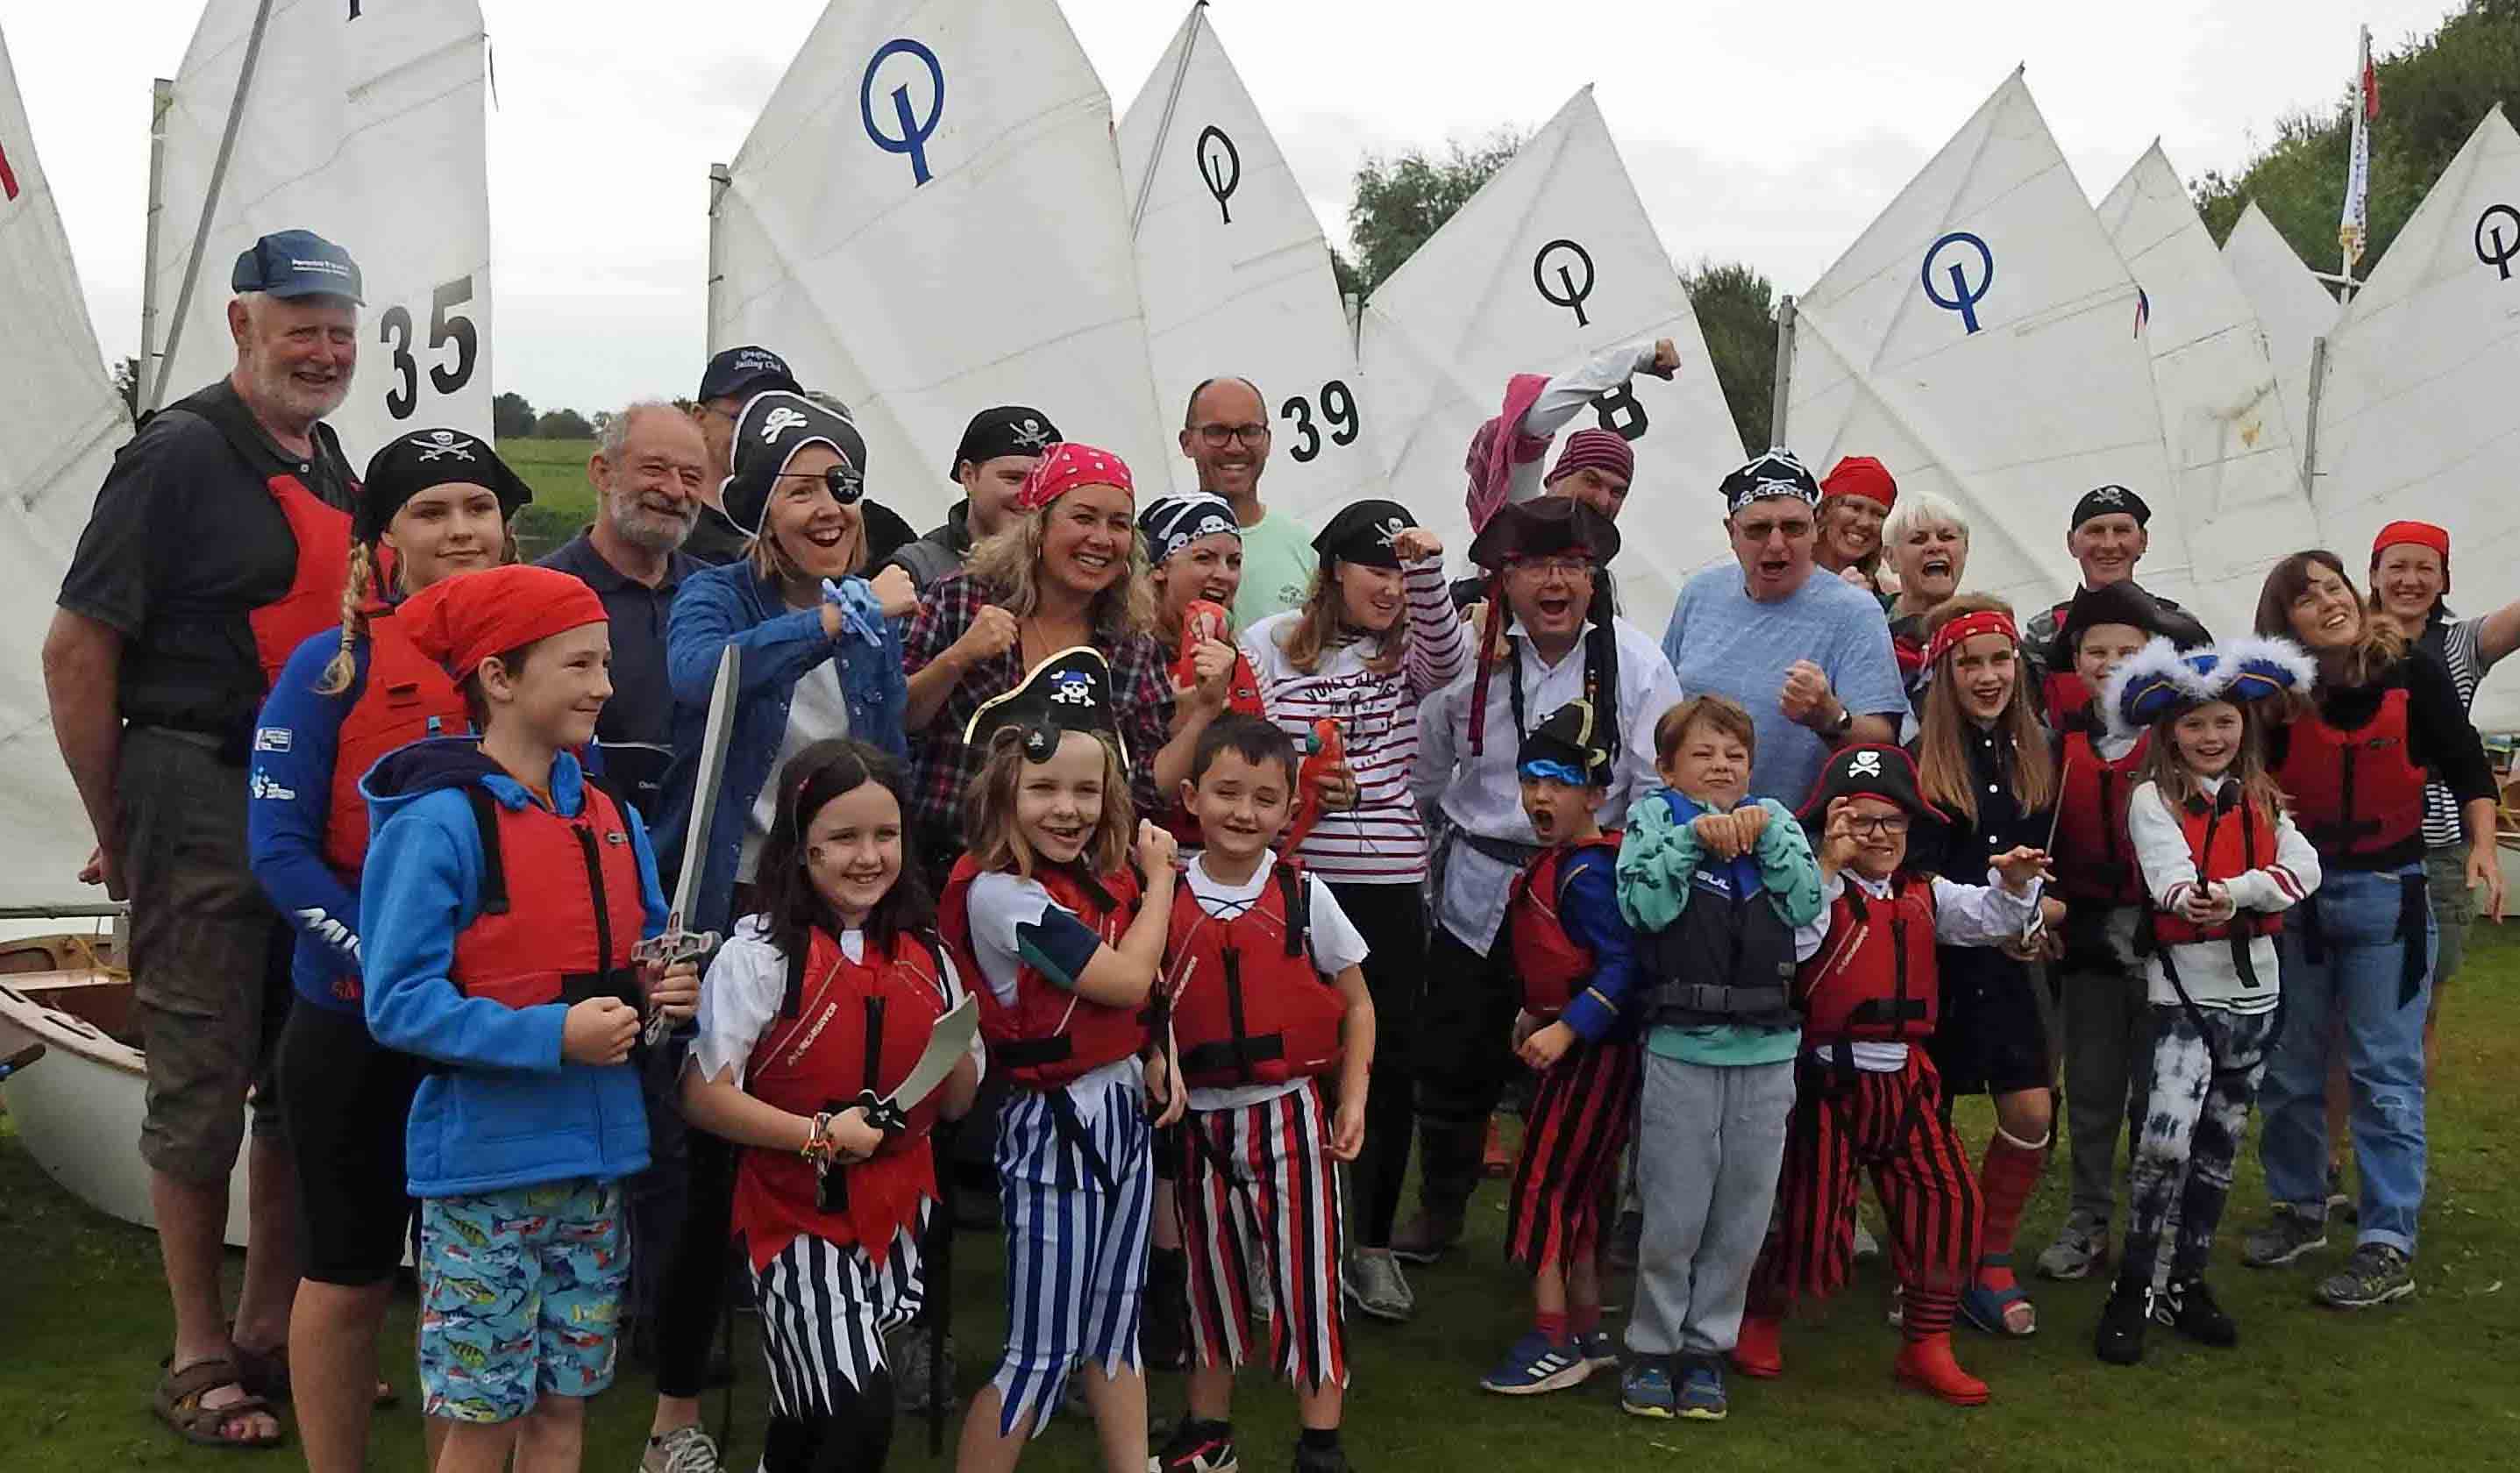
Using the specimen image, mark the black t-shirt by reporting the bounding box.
[56,380,355,740]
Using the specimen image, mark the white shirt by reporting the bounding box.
[1173,853,1370,1113]
[1793,866,2044,1071]
[1415,616,1682,953]
[687,915,980,1089]
[1504,340,1662,509]
[739,663,851,882]
[959,871,1142,1114]
[2126,778,2320,1013]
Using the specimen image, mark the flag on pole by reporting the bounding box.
[2338,25,2377,267]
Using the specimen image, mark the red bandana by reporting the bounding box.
[402,565,609,678]
[1922,608,2018,671]
[1014,441,1134,512]
[2370,519,2449,564]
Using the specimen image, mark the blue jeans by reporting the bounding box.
[2256,864,2434,1256]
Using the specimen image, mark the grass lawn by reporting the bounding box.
[498,437,596,562]
[5,925,2518,1469]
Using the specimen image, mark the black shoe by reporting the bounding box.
[1145,1247,1190,1371]
[2093,1276,2151,1365]
[1153,1418,1239,1473]
[2156,1275,2239,1348]
[1292,1438,1351,1473]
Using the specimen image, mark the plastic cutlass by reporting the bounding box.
[634,644,740,1043]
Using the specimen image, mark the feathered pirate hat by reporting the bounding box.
[2101,635,2316,741]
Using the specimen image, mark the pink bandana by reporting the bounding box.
[1014,441,1134,512]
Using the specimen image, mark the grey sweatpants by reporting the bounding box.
[1625,1051,1795,1361]
[2060,906,2147,1223]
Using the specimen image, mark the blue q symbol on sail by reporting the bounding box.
[862,39,946,187]
[1921,231,1996,335]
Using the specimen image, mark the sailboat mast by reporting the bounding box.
[705,162,730,353]
[1769,295,1796,449]
[140,78,171,397]
[149,0,276,413]
[1128,0,1207,238]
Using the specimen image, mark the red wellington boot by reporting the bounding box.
[1893,1333,1990,1406]
[1730,1314,1784,1378]
[1482,1115,1513,1178]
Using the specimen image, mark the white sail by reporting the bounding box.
[1357,87,1745,639]
[1783,71,2181,622]
[2221,200,2339,467]
[2314,105,2520,731]
[710,0,1169,530]
[2097,143,2315,638]
[1,21,130,910]
[143,0,494,466]
[1118,3,1372,520]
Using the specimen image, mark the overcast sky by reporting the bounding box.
[4,0,2459,412]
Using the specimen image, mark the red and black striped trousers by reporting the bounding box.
[1506,1036,1641,1270]
[1173,1081,1348,1391]
[1750,1049,1982,1328]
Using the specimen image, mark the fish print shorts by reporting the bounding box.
[416,1178,629,1422]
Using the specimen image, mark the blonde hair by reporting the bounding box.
[2136,697,2287,829]
[314,523,520,696]
[960,727,1137,880]
[1277,563,1404,677]
[748,502,867,587]
[965,504,1153,638]
[1913,594,2057,825]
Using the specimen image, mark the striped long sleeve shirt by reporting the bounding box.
[1240,555,1470,885]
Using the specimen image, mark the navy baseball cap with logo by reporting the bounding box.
[230,229,363,303]
[698,345,802,404]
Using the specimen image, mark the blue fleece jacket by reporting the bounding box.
[359,738,662,1198]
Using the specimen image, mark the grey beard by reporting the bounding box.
[606,499,694,553]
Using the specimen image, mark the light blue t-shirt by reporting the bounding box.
[1661,565,1906,808]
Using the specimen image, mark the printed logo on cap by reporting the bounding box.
[1050,670,1097,708]
[1012,417,1055,451]
[1376,516,1406,549]
[760,405,809,441]
[415,430,477,462]
[1848,749,1883,779]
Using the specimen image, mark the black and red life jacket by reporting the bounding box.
[734,926,951,1272]
[940,854,1152,1089]
[322,604,469,877]
[250,473,355,690]
[1506,833,1622,1018]
[1162,859,1344,1088]
[2051,727,2150,907]
[449,780,646,1014]
[2151,784,2288,947]
[1796,872,1940,1043]
[2039,599,2096,730]
[2274,687,2426,861]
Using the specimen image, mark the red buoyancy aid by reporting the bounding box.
[2051,729,2150,906]
[1507,833,1623,1018]
[1796,872,1940,1043]
[1163,859,1344,1089]
[734,927,951,1272]
[940,854,1152,1089]
[2274,687,2426,859]
[247,473,355,691]
[450,782,646,1012]
[322,605,470,876]
[2152,786,2289,946]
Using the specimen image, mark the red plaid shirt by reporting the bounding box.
[904,570,1171,853]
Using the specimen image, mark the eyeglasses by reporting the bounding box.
[1509,556,1596,580]
[1193,423,1271,448]
[1844,813,1910,837]
[775,466,865,506]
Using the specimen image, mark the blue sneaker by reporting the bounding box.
[1478,1331,1592,1395]
[1577,1330,1619,1370]
[1676,1361,1728,1421]
[1619,1360,1676,1419]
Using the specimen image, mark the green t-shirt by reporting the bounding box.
[1648,1021,1802,1067]
[1232,506,1318,627]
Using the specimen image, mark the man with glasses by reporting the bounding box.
[1399,498,1682,1263]
[1181,377,1313,623]
[1660,450,1905,806]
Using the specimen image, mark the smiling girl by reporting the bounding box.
[247,428,530,1469]
[936,650,1180,1473]
[1907,596,2061,1340]
[2094,636,2317,1364]
[679,739,980,1471]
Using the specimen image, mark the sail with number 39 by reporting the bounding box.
[142,0,494,464]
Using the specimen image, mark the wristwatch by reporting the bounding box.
[1821,704,1855,741]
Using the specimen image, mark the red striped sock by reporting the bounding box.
[1903,1285,1958,1340]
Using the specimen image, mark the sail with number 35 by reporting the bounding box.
[710,0,1170,528]
[1118,2,1376,521]
[142,0,495,464]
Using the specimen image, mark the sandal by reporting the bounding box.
[235,1340,401,1410]
[1958,1263,2038,1338]
[154,1356,286,1450]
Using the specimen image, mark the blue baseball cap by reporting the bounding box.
[230,229,363,303]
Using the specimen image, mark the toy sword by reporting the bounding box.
[634,644,741,1044]
[815,994,979,1207]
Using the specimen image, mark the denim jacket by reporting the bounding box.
[652,562,908,936]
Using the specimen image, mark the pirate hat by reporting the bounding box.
[2102,635,2314,740]
[963,646,1128,768]
[1313,498,1419,570]
[1518,699,1612,787]
[358,427,531,542]
[2056,579,2209,657]
[724,391,868,536]
[1797,743,1937,822]
[1466,495,1619,571]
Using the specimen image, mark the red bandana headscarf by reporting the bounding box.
[1014,441,1134,512]
[402,564,609,677]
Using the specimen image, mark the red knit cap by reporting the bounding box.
[1820,455,1897,509]
[2371,519,2449,564]
[1544,429,1634,488]
[401,565,609,679]
[1014,441,1134,512]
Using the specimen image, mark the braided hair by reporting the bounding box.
[312,541,379,697]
